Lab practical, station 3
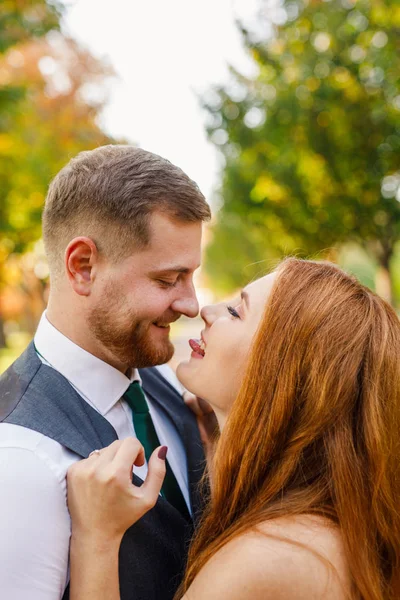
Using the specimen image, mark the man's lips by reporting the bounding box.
[152,322,171,334]
[152,316,180,329]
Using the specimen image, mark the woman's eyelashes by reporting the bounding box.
[227,305,241,319]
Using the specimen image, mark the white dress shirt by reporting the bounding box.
[0,312,190,600]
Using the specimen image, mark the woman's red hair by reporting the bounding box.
[179,258,400,599]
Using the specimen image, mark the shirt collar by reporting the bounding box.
[34,312,140,415]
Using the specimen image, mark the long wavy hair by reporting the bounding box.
[179,258,400,599]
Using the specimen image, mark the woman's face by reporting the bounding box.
[177,272,278,415]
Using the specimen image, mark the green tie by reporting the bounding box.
[123,381,190,520]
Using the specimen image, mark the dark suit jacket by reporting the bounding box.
[0,342,206,600]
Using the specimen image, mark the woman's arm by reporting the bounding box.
[67,438,166,600]
[69,534,121,600]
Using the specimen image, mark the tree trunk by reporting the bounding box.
[375,247,393,306]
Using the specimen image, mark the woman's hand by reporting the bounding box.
[67,438,167,544]
[183,392,219,462]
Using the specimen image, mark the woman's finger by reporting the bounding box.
[88,439,123,463]
[139,446,167,504]
[112,437,146,474]
[197,396,215,415]
[183,392,214,417]
[183,392,203,417]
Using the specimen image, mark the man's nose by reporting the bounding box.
[171,283,199,318]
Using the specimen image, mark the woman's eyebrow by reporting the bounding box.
[241,290,250,308]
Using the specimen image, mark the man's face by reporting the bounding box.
[88,212,202,370]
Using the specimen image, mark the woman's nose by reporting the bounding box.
[200,302,227,326]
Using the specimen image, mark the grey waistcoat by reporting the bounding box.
[0,342,206,600]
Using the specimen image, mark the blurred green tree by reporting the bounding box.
[0,1,117,346]
[0,0,60,115]
[0,0,62,345]
[204,0,400,302]
[0,0,61,53]
[0,35,115,254]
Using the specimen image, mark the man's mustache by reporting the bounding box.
[153,313,181,325]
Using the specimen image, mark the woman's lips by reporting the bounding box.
[189,338,205,358]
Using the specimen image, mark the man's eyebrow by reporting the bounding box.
[241,290,250,308]
[151,265,200,275]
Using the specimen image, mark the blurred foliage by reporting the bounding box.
[0,35,116,256]
[0,0,60,119]
[0,0,118,346]
[0,0,61,53]
[0,0,61,259]
[204,0,400,302]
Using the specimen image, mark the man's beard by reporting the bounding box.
[88,295,175,369]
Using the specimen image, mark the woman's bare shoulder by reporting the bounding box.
[183,515,352,600]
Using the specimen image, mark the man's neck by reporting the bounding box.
[46,297,128,374]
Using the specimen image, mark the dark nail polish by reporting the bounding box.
[158,446,168,460]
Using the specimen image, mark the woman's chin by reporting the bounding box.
[176,359,201,395]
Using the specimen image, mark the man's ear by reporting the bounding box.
[65,237,99,296]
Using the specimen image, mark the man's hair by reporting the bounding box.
[42,145,211,277]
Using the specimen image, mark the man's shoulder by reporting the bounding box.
[0,342,38,380]
[0,422,75,484]
[0,421,46,450]
[0,343,41,421]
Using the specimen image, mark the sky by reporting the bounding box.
[61,0,260,204]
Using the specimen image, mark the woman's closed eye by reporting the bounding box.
[227,305,241,319]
